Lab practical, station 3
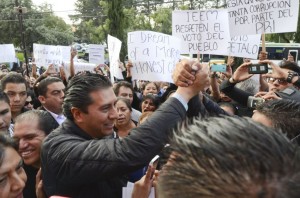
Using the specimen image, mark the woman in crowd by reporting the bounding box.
[142,82,159,96]
[141,94,161,113]
[0,134,27,198]
[114,98,136,138]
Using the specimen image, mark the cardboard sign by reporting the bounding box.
[63,62,96,80]
[172,9,231,55]
[33,44,71,67]
[227,0,299,36]
[89,44,105,64]
[107,35,124,82]
[0,44,16,63]
[128,31,181,83]
[228,34,261,59]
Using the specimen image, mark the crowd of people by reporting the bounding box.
[0,49,299,198]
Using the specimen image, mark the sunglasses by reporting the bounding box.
[25,101,34,106]
[266,77,287,84]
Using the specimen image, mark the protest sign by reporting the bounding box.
[172,9,231,55]
[88,44,105,64]
[107,35,123,82]
[33,44,71,67]
[63,62,96,80]
[227,0,299,36]
[128,31,181,83]
[228,34,261,59]
[0,44,16,63]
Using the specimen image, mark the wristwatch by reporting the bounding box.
[229,77,237,84]
[286,71,299,83]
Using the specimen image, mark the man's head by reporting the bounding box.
[63,73,117,138]
[252,99,300,139]
[268,61,300,92]
[1,73,27,115]
[0,92,11,134]
[113,81,134,104]
[159,117,300,198]
[37,77,65,114]
[13,110,57,168]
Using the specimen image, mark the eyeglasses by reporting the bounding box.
[25,101,33,106]
[266,77,287,84]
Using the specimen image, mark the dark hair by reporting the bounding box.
[36,77,62,97]
[63,73,112,121]
[256,99,300,139]
[141,94,161,110]
[142,82,159,93]
[280,61,300,75]
[15,110,57,135]
[113,81,134,96]
[0,92,10,104]
[116,97,132,112]
[0,134,18,166]
[218,102,238,115]
[1,72,27,91]
[159,116,300,198]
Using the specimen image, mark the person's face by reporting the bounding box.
[0,101,11,134]
[24,96,33,110]
[116,100,131,126]
[118,86,133,104]
[75,88,118,138]
[0,147,27,198]
[13,119,46,168]
[143,83,158,96]
[29,77,35,89]
[141,99,156,113]
[39,82,65,114]
[252,110,273,127]
[267,68,292,92]
[4,83,27,114]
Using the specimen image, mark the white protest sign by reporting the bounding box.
[128,31,181,83]
[107,35,123,82]
[0,44,16,63]
[228,34,261,59]
[63,62,96,80]
[227,0,299,36]
[88,44,105,64]
[33,44,71,67]
[172,10,231,55]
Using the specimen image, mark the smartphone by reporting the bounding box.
[211,64,226,72]
[289,50,298,62]
[248,63,268,74]
[149,155,160,179]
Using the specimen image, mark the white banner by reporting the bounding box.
[63,62,96,80]
[0,44,16,63]
[88,44,105,65]
[33,44,71,67]
[172,10,231,55]
[128,31,181,83]
[228,34,261,59]
[107,35,124,82]
[226,0,299,36]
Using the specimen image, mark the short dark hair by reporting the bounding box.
[0,92,10,104]
[63,73,112,121]
[36,77,62,97]
[0,134,18,166]
[113,81,134,96]
[159,116,300,198]
[15,110,57,136]
[1,72,27,91]
[280,61,300,75]
[116,97,132,112]
[256,99,300,139]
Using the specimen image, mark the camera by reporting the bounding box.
[247,96,265,109]
[211,64,226,72]
[248,63,268,74]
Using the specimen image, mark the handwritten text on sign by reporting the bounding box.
[89,44,105,65]
[228,34,261,59]
[128,31,181,83]
[33,44,71,67]
[172,10,231,55]
[226,0,299,36]
[0,44,15,63]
